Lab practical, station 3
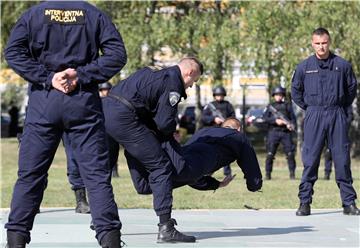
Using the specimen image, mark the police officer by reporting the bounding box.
[292,27,359,216]
[129,118,263,197]
[201,85,235,176]
[263,86,297,180]
[4,1,127,247]
[102,57,203,243]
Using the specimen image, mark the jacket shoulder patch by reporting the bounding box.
[169,92,180,106]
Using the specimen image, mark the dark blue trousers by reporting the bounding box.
[5,87,120,243]
[63,132,119,190]
[103,97,173,216]
[299,106,357,206]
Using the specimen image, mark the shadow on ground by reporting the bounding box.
[192,226,315,240]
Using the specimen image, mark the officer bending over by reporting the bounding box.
[263,86,297,180]
[4,1,127,247]
[292,27,359,216]
[102,57,203,243]
[129,118,263,198]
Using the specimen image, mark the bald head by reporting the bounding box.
[221,117,241,132]
[177,57,204,89]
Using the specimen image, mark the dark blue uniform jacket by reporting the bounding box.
[5,1,127,87]
[111,66,186,137]
[291,53,357,110]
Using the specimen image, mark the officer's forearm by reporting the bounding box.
[5,47,53,86]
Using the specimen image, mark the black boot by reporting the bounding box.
[343,204,360,215]
[75,188,90,214]
[296,203,311,216]
[90,220,95,231]
[265,173,271,180]
[289,171,295,180]
[100,230,124,248]
[6,230,27,248]
[157,218,196,243]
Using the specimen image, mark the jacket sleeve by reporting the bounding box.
[76,12,127,85]
[153,76,181,137]
[153,94,178,137]
[4,11,55,86]
[291,64,307,110]
[188,176,220,191]
[344,63,357,107]
[231,134,263,192]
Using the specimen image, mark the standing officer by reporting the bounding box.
[263,86,297,180]
[201,85,235,176]
[292,27,359,216]
[102,57,203,243]
[4,1,127,247]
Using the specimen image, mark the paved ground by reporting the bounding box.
[0,208,359,247]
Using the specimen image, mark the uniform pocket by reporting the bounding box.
[304,73,318,96]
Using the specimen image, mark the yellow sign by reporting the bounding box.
[44,9,85,24]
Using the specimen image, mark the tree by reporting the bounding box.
[1,1,39,67]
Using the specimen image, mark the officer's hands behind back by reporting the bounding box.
[52,68,78,94]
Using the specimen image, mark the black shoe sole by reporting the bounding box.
[296,210,310,216]
[157,238,196,243]
[343,211,360,215]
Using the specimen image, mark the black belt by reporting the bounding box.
[108,93,136,112]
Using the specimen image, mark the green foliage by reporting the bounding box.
[2,138,359,209]
[1,1,360,155]
[0,1,39,67]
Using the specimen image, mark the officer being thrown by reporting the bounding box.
[263,86,297,180]
[128,118,263,197]
[102,57,204,243]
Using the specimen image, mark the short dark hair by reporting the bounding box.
[312,27,330,38]
[181,57,204,75]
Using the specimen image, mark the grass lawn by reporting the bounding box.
[1,137,359,210]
